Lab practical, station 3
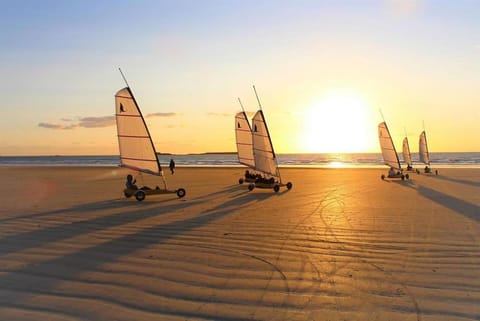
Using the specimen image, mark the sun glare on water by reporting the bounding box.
[301,90,376,153]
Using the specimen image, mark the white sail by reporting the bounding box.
[419,130,430,165]
[252,110,280,178]
[378,122,401,170]
[115,87,162,176]
[235,111,255,168]
[402,137,412,166]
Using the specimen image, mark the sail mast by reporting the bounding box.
[237,97,246,112]
[253,85,263,110]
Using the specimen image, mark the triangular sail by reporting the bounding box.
[419,130,430,165]
[402,137,412,166]
[378,122,402,170]
[115,87,162,176]
[235,111,255,168]
[252,110,280,178]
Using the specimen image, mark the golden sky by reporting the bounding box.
[1,1,479,155]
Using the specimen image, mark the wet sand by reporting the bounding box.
[0,166,479,320]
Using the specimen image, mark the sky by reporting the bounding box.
[0,0,479,155]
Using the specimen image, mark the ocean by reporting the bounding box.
[0,153,479,168]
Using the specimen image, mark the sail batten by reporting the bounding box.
[115,87,162,176]
[378,122,402,170]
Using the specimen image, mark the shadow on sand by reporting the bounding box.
[433,174,480,188]
[0,185,277,320]
[412,184,479,222]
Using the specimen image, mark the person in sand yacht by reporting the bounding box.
[388,167,397,177]
[125,174,154,190]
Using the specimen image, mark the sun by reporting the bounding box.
[301,90,377,153]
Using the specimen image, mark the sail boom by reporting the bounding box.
[120,164,161,176]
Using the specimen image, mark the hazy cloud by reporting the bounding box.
[77,116,115,128]
[39,116,115,130]
[146,112,177,118]
[207,112,230,117]
[38,122,77,130]
[39,113,178,130]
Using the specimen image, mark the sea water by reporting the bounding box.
[0,153,479,168]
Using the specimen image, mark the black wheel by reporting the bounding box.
[135,190,146,201]
[273,184,280,193]
[401,175,405,181]
[286,182,293,190]
[381,174,385,180]
[124,189,133,198]
[248,183,255,191]
[239,178,244,184]
[405,174,410,180]
[176,188,186,198]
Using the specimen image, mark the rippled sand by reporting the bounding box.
[0,167,479,321]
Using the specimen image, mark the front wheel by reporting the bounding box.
[248,183,255,191]
[239,178,244,184]
[401,175,405,181]
[176,188,186,198]
[273,184,280,193]
[381,174,385,180]
[405,174,410,180]
[135,190,146,201]
[286,182,293,190]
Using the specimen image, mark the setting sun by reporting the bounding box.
[301,90,377,153]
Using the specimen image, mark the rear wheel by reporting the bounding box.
[405,174,410,180]
[239,178,244,184]
[135,190,146,201]
[176,188,186,198]
[381,174,385,180]
[286,182,293,190]
[124,189,133,198]
[248,183,255,191]
[273,184,280,193]
[401,175,405,181]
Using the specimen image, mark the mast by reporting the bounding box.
[237,97,246,112]
[253,85,263,110]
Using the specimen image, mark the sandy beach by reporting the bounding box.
[0,166,479,321]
